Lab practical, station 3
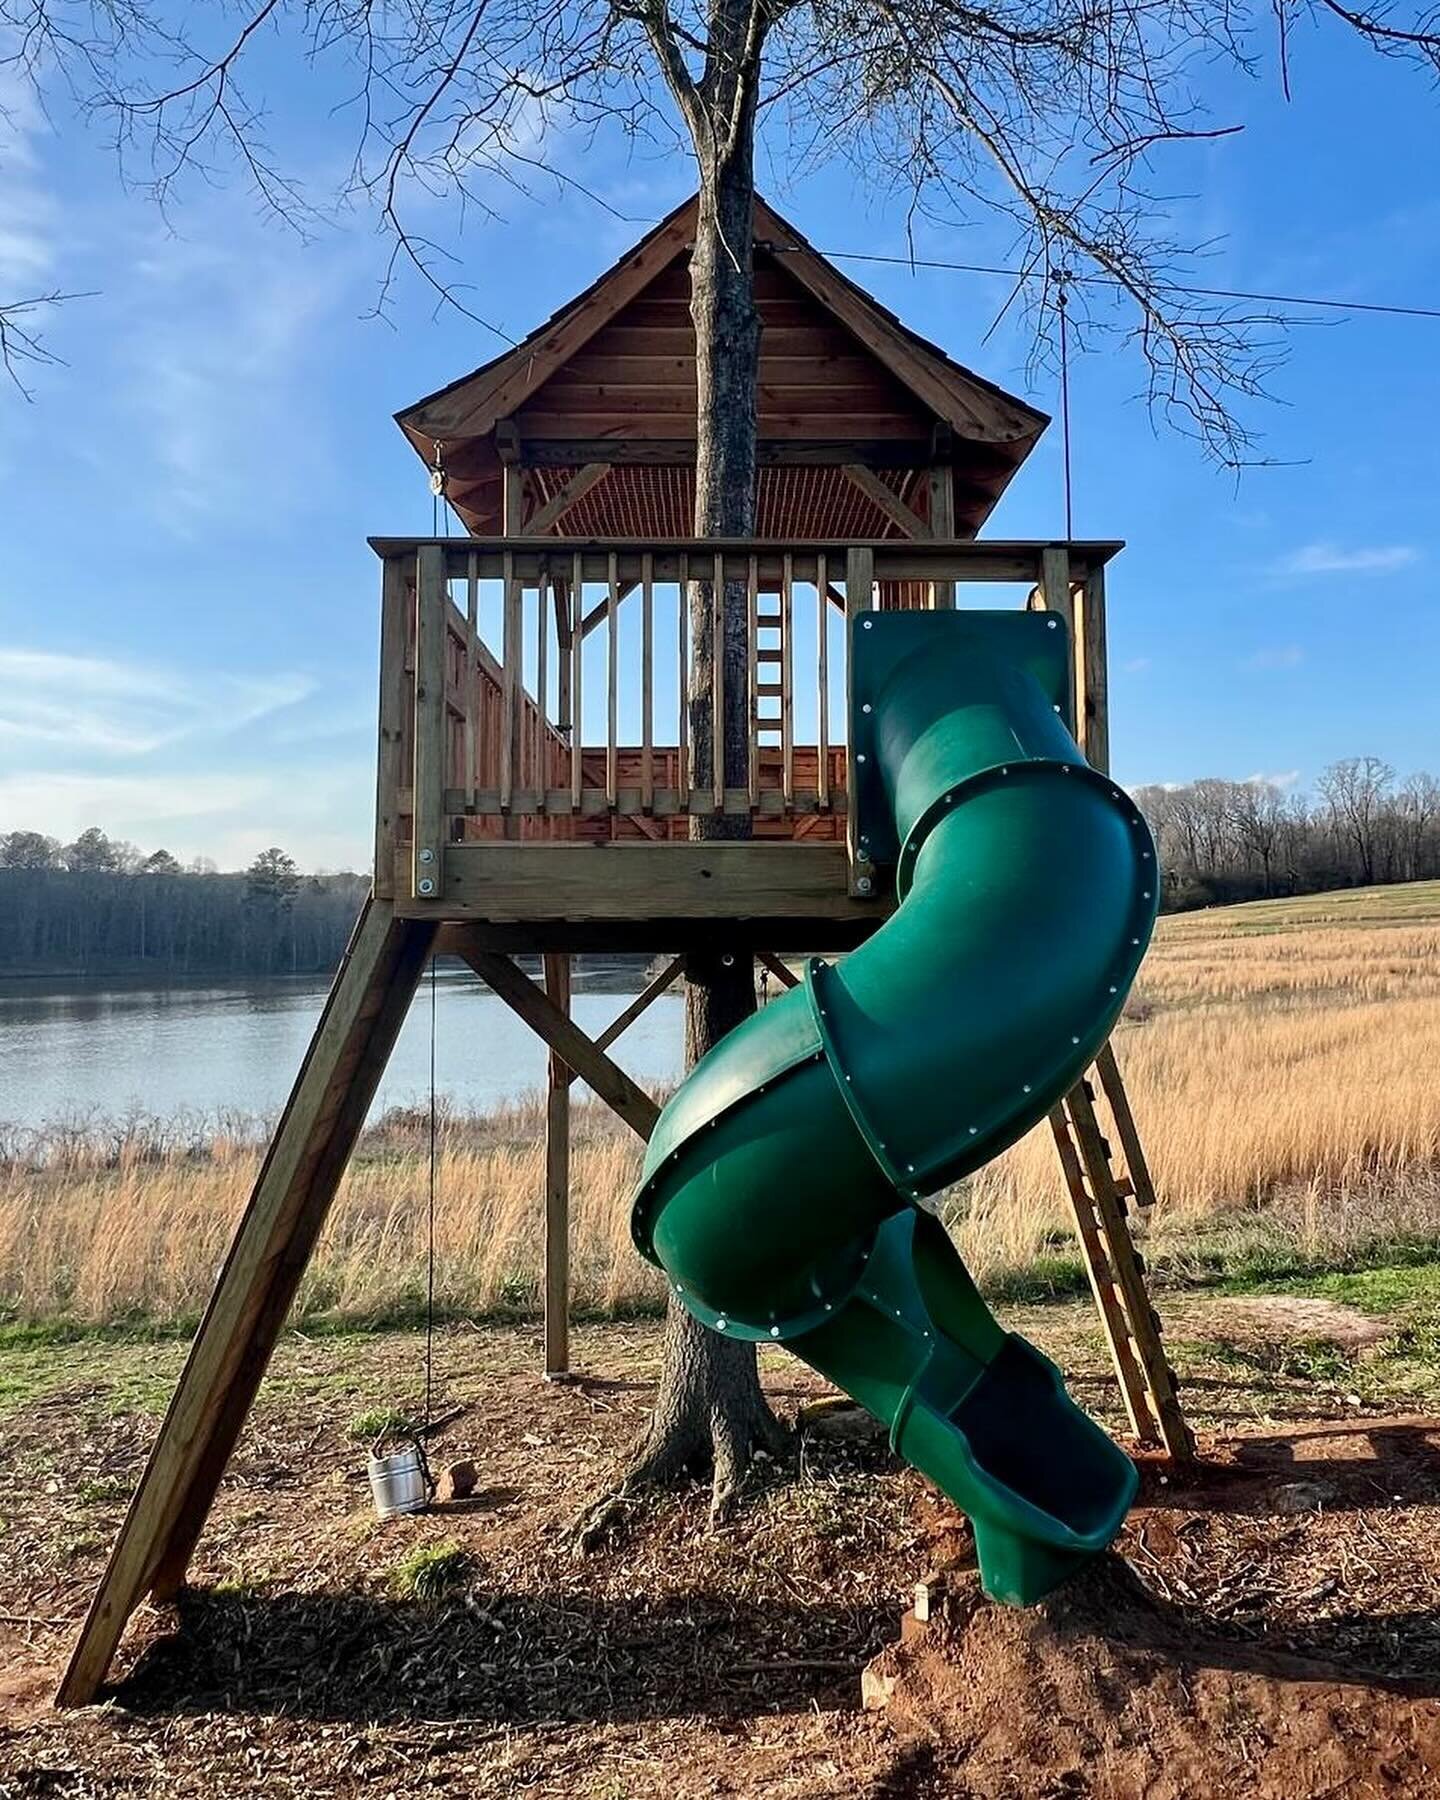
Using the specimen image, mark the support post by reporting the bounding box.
[845,545,876,897]
[927,463,956,607]
[412,545,447,900]
[58,899,435,1707]
[543,953,572,1379]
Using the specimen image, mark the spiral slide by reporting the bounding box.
[631,609,1159,1606]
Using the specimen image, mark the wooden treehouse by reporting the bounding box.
[59,192,1192,1707]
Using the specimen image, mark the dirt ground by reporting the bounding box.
[2,1301,1439,1798]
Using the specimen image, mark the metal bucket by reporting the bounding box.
[368,1444,430,1519]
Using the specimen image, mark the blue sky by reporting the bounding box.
[1,23,1436,871]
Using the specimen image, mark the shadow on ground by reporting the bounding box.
[115,1584,893,1724]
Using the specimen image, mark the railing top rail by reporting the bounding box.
[369,535,1124,568]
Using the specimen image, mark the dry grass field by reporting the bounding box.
[3,879,1439,1331]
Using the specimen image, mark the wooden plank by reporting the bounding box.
[58,901,433,1705]
[373,554,410,900]
[607,551,619,809]
[459,949,660,1140]
[412,546,447,901]
[1095,1041,1158,1210]
[1074,564,1109,772]
[842,464,928,539]
[928,466,956,607]
[463,552,479,813]
[756,950,800,990]
[543,952,571,1378]
[570,551,584,810]
[712,551,726,812]
[502,463,526,534]
[421,210,696,438]
[677,553,689,795]
[1038,545,1075,629]
[755,197,1042,445]
[443,785,850,818]
[500,551,521,815]
[845,547,875,892]
[641,553,655,812]
[527,462,612,535]
[535,558,549,813]
[816,551,830,808]
[424,843,872,923]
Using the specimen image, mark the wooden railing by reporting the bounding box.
[370,536,1121,905]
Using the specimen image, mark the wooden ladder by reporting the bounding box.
[1052,1043,1194,1462]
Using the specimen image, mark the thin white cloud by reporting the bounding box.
[1121,656,1152,674]
[0,647,314,759]
[1240,645,1304,673]
[0,72,55,289]
[1246,769,1301,790]
[0,763,372,871]
[1277,542,1419,577]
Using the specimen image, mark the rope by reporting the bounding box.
[1054,269,1074,539]
[424,953,438,1428]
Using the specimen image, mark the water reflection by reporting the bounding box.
[0,962,685,1129]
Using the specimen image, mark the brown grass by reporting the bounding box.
[3,880,1439,1329]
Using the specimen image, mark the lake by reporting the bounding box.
[0,965,686,1133]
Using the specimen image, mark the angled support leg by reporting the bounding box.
[58,897,435,1707]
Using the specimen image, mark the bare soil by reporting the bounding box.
[1,1316,1438,1797]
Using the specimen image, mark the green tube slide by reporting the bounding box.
[631,610,1158,1606]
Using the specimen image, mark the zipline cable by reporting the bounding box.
[772,244,1440,321]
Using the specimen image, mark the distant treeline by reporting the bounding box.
[4,758,1437,977]
[0,829,367,979]
[1135,758,1440,910]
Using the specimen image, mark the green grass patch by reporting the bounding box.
[389,1540,472,1601]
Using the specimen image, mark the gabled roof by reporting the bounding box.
[395,191,1048,537]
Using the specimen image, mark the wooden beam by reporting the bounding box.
[527,462,612,535]
[411,546,447,901]
[373,554,410,899]
[842,464,929,539]
[927,465,956,607]
[580,578,639,639]
[1073,564,1109,773]
[570,953,684,1081]
[756,950,800,990]
[58,900,434,1706]
[412,208,697,441]
[543,953,572,1379]
[458,947,660,1140]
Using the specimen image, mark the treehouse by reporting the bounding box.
[60,191,1192,1709]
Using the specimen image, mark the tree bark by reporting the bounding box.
[624,69,787,1514]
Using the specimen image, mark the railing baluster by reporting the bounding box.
[607,550,619,810]
[535,558,549,814]
[464,552,478,815]
[781,551,794,808]
[641,552,654,813]
[412,544,446,900]
[570,551,584,811]
[746,553,759,811]
[677,554,689,808]
[500,550,519,815]
[712,550,725,813]
[816,550,829,809]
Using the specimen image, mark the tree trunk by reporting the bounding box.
[625,114,787,1514]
